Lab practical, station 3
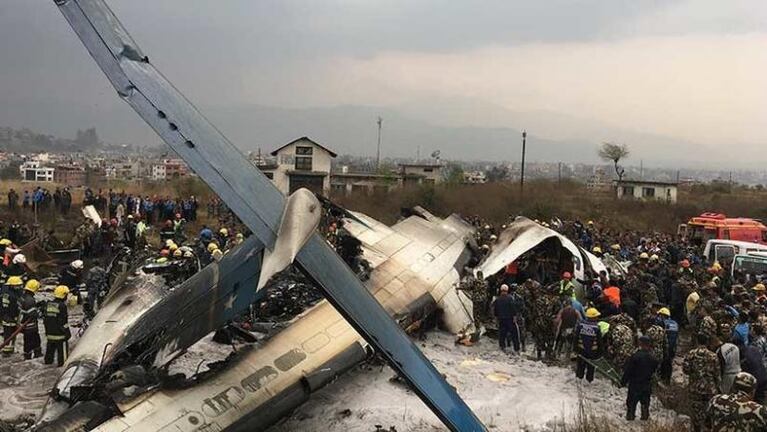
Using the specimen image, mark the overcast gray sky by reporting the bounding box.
[1,0,765,159]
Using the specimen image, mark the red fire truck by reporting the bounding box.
[679,213,767,245]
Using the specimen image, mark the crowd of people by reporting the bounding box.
[460,218,767,431]
[0,188,251,370]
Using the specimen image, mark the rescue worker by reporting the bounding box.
[84,266,108,320]
[493,284,515,352]
[621,335,658,421]
[734,333,767,404]
[5,253,27,277]
[644,317,667,366]
[173,213,186,243]
[60,260,84,303]
[217,228,229,249]
[211,248,223,262]
[683,333,721,432]
[559,272,575,301]
[0,276,23,355]
[712,334,742,394]
[123,214,137,248]
[574,308,605,383]
[44,285,71,366]
[607,321,636,371]
[658,307,679,384]
[708,372,767,432]
[19,279,41,359]
[159,220,175,242]
[458,271,489,327]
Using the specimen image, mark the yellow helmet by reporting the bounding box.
[173,248,183,257]
[6,276,23,286]
[54,285,70,299]
[24,279,40,293]
[611,244,621,251]
[587,220,594,225]
[169,244,179,252]
[639,252,650,260]
[592,246,602,254]
[219,228,228,237]
[165,239,176,247]
[753,283,766,292]
[207,242,219,253]
[0,238,12,246]
[585,308,601,319]
[658,307,671,317]
[650,254,659,261]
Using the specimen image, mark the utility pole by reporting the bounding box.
[376,116,383,172]
[520,130,527,194]
[558,162,562,184]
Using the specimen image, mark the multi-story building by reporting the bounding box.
[260,137,337,196]
[399,163,443,186]
[20,160,54,182]
[150,159,188,181]
[53,164,86,186]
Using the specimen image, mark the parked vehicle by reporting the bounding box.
[703,239,767,265]
[678,212,767,245]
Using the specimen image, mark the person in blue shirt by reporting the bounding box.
[657,307,678,384]
[733,314,750,346]
[574,308,605,382]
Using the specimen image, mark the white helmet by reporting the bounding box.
[12,254,26,265]
[71,259,84,269]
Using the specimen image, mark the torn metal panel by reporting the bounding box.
[581,248,608,277]
[52,1,485,430]
[82,205,102,227]
[479,216,596,281]
[37,237,265,427]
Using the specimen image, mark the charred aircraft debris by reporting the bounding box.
[27,1,609,431]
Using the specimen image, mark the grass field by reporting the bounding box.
[4,177,766,235]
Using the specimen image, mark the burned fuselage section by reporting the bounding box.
[36,207,478,432]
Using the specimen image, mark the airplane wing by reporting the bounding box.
[52,1,485,430]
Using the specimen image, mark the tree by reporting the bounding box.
[443,163,465,185]
[598,142,629,182]
[486,165,509,182]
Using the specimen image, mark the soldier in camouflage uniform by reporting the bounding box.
[640,283,659,309]
[708,372,767,432]
[696,305,719,341]
[684,333,721,432]
[643,318,667,364]
[457,271,489,328]
[527,285,557,360]
[609,313,637,333]
[607,323,636,370]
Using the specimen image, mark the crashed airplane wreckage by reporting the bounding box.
[37,201,479,432]
[479,216,608,288]
[43,0,486,431]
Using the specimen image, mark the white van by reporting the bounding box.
[703,240,767,265]
[732,252,767,277]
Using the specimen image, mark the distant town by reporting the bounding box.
[3,126,766,203]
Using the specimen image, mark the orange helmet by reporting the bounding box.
[562,272,572,280]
